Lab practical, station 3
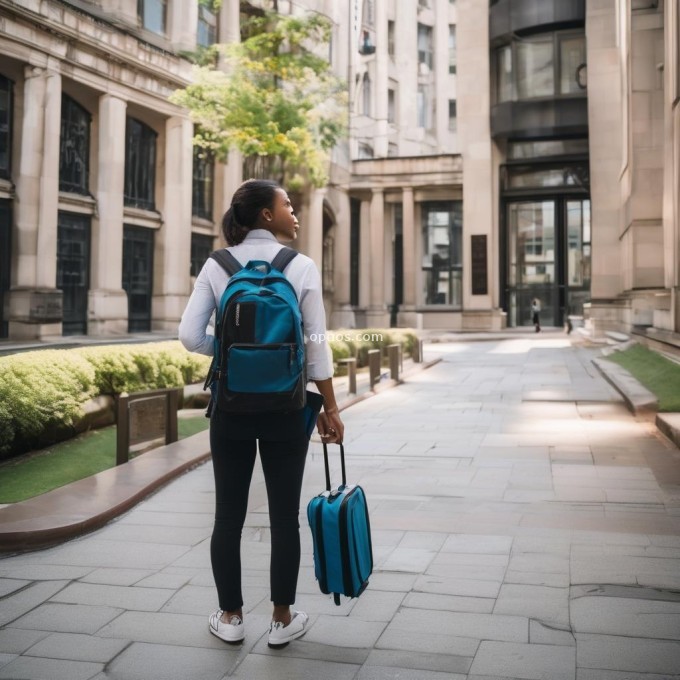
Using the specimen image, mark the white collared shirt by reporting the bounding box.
[178,229,334,381]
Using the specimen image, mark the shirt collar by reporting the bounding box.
[243,229,278,242]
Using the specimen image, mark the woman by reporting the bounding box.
[179,179,344,648]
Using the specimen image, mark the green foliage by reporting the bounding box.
[170,9,347,188]
[0,342,211,459]
[0,351,97,457]
[329,329,419,370]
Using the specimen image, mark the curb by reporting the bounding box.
[591,356,658,420]
[0,356,441,554]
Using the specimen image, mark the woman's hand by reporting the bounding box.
[317,408,344,444]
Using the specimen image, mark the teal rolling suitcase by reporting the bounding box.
[307,443,373,605]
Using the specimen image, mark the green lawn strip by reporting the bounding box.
[0,416,209,504]
[606,344,680,412]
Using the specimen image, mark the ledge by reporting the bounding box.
[0,432,211,553]
[591,356,658,419]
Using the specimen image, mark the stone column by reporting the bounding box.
[89,94,129,335]
[366,188,388,326]
[402,187,416,306]
[373,0,389,157]
[306,187,325,272]
[7,66,62,339]
[153,116,193,331]
[168,0,198,52]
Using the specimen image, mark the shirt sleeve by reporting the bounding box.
[178,263,217,357]
[298,260,334,381]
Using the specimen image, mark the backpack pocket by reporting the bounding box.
[227,343,301,394]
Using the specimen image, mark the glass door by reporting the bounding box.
[507,200,558,326]
[57,212,91,336]
[506,198,591,327]
[564,199,591,319]
[122,225,154,332]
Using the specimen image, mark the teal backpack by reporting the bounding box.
[204,247,306,413]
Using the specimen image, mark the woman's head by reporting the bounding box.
[222,179,298,245]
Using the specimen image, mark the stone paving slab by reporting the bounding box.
[469,641,576,680]
[0,655,103,680]
[23,632,129,663]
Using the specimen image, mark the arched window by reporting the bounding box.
[124,118,157,210]
[59,95,91,194]
[0,75,13,180]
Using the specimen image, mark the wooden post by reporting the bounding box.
[368,349,381,388]
[116,393,130,466]
[338,357,357,394]
[388,344,400,381]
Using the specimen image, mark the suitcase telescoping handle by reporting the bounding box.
[322,443,347,492]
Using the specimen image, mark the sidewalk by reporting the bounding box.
[1,334,680,679]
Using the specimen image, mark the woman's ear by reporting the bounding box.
[261,208,273,223]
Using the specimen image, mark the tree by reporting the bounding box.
[170,8,347,191]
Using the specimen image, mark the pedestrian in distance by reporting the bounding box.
[179,179,344,649]
[531,298,541,333]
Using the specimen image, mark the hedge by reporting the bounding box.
[0,342,211,460]
[328,329,418,369]
[0,331,419,460]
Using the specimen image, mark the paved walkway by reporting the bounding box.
[1,334,680,680]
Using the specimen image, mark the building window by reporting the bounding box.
[358,143,374,159]
[559,36,587,94]
[448,25,457,74]
[517,37,554,99]
[422,201,462,307]
[190,233,214,278]
[388,20,395,57]
[124,118,157,210]
[417,84,433,128]
[197,4,217,47]
[388,88,396,123]
[388,142,398,157]
[192,147,214,220]
[495,31,587,104]
[417,24,433,71]
[362,73,372,116]
[138,0,166,35]
[0,75,12,181]
[59,95,91,195]
[350,198,361,307]
[448,99,457,131]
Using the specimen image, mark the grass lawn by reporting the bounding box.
[0,415,210,504]
[606,344,680,412]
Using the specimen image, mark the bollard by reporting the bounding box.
[368,349,381,388]
[388,344,400,381]
[337,357,357,394]
[413,338,424,363]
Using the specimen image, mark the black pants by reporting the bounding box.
[209,414,309,611]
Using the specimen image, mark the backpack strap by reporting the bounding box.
[271,247,298,273]
[210,249,243,277]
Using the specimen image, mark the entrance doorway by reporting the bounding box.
[505,198,591,327]
[122,225,154,332]
[57,212,91,336]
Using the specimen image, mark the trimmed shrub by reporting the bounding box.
[0,350,97,457]
[0,342,211,460]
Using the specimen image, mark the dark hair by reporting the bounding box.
[222,179,280,246]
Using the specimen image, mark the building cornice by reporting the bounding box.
[0,1,192,101]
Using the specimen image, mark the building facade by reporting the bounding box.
[0,0,678,340]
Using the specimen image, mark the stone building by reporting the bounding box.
[0,0,678,340]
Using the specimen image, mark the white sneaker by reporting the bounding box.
[208,609,245,644]
[268,610,309,648]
